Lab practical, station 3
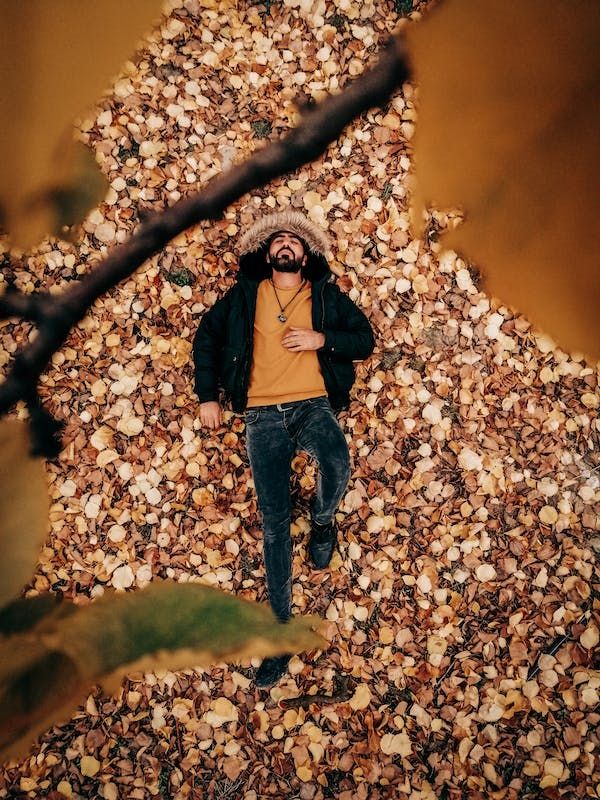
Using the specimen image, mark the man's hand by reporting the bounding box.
[282,326,326,351]
[199,400,223,429]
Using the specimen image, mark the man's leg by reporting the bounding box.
[293,397,351,527]
[245,408,295,622]
[292,398,351,567]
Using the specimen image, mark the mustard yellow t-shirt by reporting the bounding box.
[246,279,327,407]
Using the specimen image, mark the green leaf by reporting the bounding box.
[0,420,49,609]
[0,594,64,636]
[0,583,326,760]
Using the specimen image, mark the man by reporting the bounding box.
[193,210,375,687]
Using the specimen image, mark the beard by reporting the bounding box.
[268,249,303,273]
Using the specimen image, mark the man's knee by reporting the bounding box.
[330,449,351,483]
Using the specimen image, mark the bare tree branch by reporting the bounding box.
[0,35,410,454]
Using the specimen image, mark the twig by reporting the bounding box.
[0,36,410,456]
[527,608,591,680]
[174,719,184,763]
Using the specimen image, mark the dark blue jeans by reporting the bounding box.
[244,395,351,622]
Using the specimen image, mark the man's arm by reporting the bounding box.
[192,290,233,403]
[319,285,375,361]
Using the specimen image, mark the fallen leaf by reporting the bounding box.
[408,0,600,359]
[0,420,49,608]
[348,684,372,711]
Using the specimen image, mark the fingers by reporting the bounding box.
[200,411,222,429]
[282,330,308,347]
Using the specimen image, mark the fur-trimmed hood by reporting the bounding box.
[236,210,333,284]
[237,210,331,257]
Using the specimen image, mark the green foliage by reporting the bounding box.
[0,421,325,761]
[165,267,195,287]
[249,0,279,17]
[0,421,49,610]
[381,182,393,202]
[251,120,273,139]
[326,14,348,31]
[0,583,324,760]
[393,0,413,15]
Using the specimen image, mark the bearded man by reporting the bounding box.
[193,210,375,687]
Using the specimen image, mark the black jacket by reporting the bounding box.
[192,256,375,413]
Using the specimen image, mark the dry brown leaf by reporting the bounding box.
[0,420,49,608]
[408,0,600,359]
[0,0,164,247]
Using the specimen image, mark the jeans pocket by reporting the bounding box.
[245,409,261,425]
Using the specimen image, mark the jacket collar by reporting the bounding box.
[236,243,332,285]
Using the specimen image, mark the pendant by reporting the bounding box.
[278,313,287,323]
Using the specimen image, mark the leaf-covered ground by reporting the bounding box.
[1,1,599,798]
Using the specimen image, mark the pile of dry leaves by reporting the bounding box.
[1,1,598,798]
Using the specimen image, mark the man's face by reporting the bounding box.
[267,231,307,273]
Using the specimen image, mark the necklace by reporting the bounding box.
[270,278,306,323]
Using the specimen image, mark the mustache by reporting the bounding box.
[270,250,300,264]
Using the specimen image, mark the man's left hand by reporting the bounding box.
[282,326,326,351]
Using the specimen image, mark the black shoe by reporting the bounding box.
[309,519,337,569]
[255,654,291,689]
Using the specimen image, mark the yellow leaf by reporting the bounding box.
[0,420,49,608]
[348,683,372,711]
[407,0,600,360]
[426,635,447,656]
[475,564,497,583]
[79,756,100,777]
[379,627,394,644]
[0,582,325,760]
[296,765,313,782]
[581,393,599,409]
[539,506,559,525]
[0,0,164,248]
[580,624,599,650]
[210,697,238,723]
[380,732,412,756]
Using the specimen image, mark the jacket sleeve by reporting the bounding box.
[192,289,233,403]
[319,284,375,362]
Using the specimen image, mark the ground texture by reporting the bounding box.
[1,1,598,798]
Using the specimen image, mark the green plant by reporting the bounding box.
[0,419,325,761]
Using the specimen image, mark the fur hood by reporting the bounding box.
[236,209,333,284]
[237,210,331,257]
